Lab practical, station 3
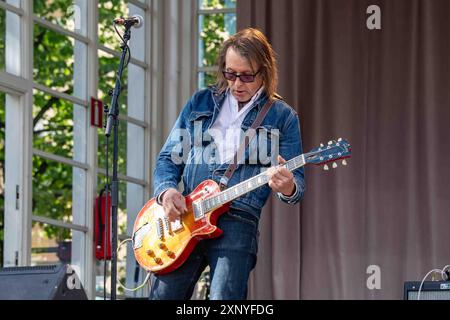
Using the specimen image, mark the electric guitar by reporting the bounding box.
[132,139,351,274]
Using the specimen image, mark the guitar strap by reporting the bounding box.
[219,97,275,191]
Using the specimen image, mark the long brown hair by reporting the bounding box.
[215,28,279,99]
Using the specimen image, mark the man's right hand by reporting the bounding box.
[160,188,187,221]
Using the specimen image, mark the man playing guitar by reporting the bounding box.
[149,28,305,300]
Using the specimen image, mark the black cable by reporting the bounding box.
[113,22,125,44]
[125,44,131,67]
[113,22,132,69]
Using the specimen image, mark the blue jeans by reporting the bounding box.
[149,210,259,300]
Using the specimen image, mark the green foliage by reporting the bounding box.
[34,24,74,92]
[198,0,236,88]
[200,13,227,67]
[30,1,128,243]
[33,0,75,29]
[98,0,129,51]
[97,1,129,175]
[33,90,74,158]
[198,0,236,10]
[32,155,73,241]
[32,0,76,242]
[32,89,74,242]
[0,0,234,273]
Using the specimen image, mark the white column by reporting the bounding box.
[3,0,33,267]
[82,0,99,299]
[125,2,147,298]
[72,0,94,298]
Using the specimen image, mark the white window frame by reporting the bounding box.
[194,0,237,90]
[1,0,152,300]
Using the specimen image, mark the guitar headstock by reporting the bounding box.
[305,138,351,171]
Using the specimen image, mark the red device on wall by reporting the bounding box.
[94,188,112,260]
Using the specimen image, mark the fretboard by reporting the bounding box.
[202,154,306,212]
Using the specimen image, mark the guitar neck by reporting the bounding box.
[202,154,306,212]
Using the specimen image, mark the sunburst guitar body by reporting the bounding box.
[132,139,351,274]
[133,180,229,274]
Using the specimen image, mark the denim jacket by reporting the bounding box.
[153,86,305,222]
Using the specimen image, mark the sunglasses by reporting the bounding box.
[222,70,260,83]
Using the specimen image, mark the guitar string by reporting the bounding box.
[200,145,349,211]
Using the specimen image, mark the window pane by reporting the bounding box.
[34,24,74,93]
[118,180,128,236]
[98,0,129,52]
[32,156,73,223]
[33,0,79,33]
[31,222,76,266]
[98,49,128,115]
[198,0,236,9]
[0,8,5,72]
[3,1,20,8]
[126,121,145,180]
[33,90,78,159]
[198,71,217,89]
[127,63,145,121]
[0,92,5,268]
[97,121,127,176]
[198,13,236,67]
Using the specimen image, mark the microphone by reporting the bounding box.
[113,15,143,29]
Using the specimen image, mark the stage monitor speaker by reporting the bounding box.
[0,264,88,300]
[404,281,450,300]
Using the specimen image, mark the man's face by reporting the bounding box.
[225,47,263,103]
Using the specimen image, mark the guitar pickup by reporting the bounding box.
[192,201,204,221]
[156,218,164,240]
[133,223,152,250]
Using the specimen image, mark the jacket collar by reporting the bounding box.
[209,85,270,112]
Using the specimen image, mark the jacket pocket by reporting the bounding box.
[245,124,279,166]
[188,110,214,146]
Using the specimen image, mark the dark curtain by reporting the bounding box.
[238,0,450,299]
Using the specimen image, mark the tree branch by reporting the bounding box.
[33,88,73,129]
[34,125,72,135]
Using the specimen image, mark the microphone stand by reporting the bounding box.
[105,21,133,300]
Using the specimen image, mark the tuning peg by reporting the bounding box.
[332,162,338,169]
[320,143,324,148]
[328,141,333,145]
[338,138,342,142]
[323,164,329,171]
[342,159,347,166]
